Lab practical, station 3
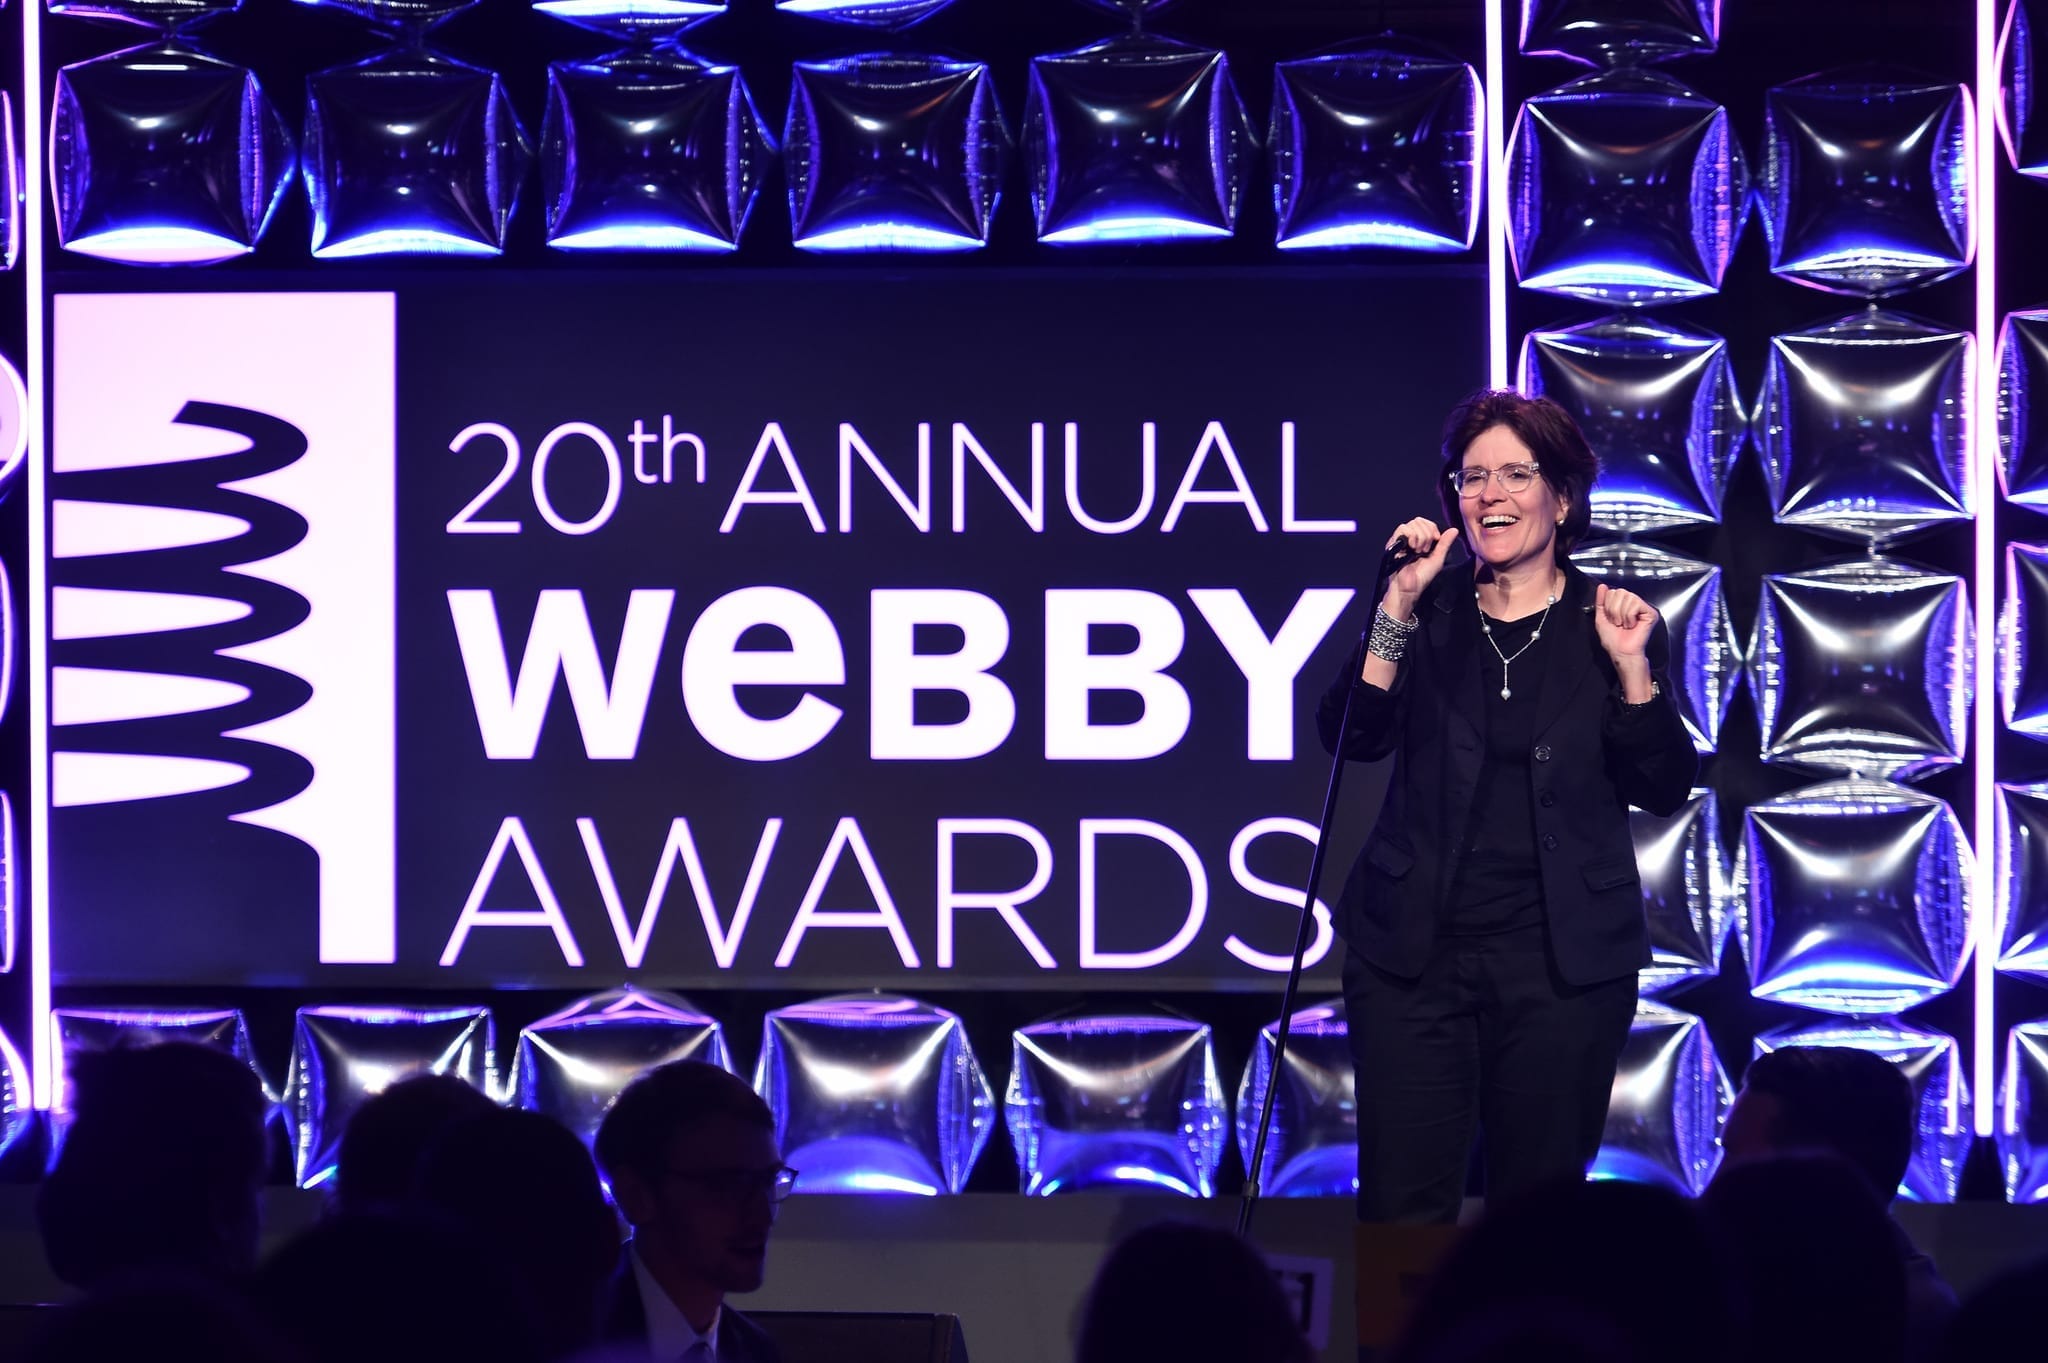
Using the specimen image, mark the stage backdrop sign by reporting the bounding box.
[45,274,1479,988]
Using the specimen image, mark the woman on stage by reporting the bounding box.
[1319,389,1697,1224]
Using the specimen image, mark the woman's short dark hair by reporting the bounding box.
[1437,389,1599,563]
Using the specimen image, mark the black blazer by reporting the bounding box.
[601,1260,784,1363]
[1318,559,1697,986]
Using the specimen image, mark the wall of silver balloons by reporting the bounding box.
[5,0,2048,1202]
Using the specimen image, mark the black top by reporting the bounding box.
[1444,606,1548,935]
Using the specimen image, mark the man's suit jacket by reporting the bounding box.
[1318,558,1697,986]
[600,1263,783,1363]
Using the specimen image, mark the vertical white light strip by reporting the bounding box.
[1974,0,2000,1138]
[24,0,49,1109]
[1485,0,1509,389]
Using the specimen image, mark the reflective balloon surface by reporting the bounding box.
[531,0,725,39]
[1997,783,2048,981]
[1,94,18,270]
[287,1005,495,1188]
[785,54,1005,252]
[514,988,730,1149]
[756,994,992,1195]
[1758,71,1973,295]
[2001,1020,2048,1201]
[1234,999,1354,1197]
[1624,788,1729,993]
[1007,1011,1228,1196]
[1270,41,1479,251]
[1756,309,1973,544]
[1520,0,1719,65]
[48,0,240,27]
[1750,558,1971,778]
[1737,778,1973,1016]
[290,0,475,28]
[52,43,294,266]
[2001,0,2048,176]
[0,1025,27,1164]
[1523,314,1742,533]
[53,1007,261,1115]
[543,46,773,251]
[1026,33,1255,244]
[304,49,531,258]
[1997,310,2048,511]
[1756,1018,1970,1202]
[1574,544,1742,755]
[774,0,956,29]
[1507,68,1747,303]
[1593,1001,1728,1194]
[2006,545,2048,741]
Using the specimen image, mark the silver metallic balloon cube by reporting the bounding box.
[1749,559,1971,778]
[1998,311,2048,511]
[532,0,725,36]
[1759,72,1972,296]
[1522,314,1742,535]
[52,1007,260,1116]
[1026,33,1255,245]
[2001,0,2048,177]
[1593,1001,1729,1194]
[774,0,954,27]
[1628,788,1729,994]
[289,0,477,25]
[286,1005,495,1188]
[2006,545,2048,742]
[1736,778,1973,1017]
[1573,544,1742,755]
[2000,1019,2048,1201]
[51,41,294,265]
[1996,783,2048,981]
[784,54,1005,252]
[1520,0,1719,65]
[0,792,14,973]
[1269,41,1480,252]
[304,48,530,258]
[0,1024,28,1164]
[1234,1000,1355,1197]
[49,0,243,26]
[1756,310,1972,544]
[514,987,730,1150]
[1756,1018,1970,1202]
[0,95,19,271]
[755,994,992,1195]
[1008,1012,1228,1197]
[1506,68,1746,304]
[541,45,773,252]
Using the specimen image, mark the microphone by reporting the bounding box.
[1381,538,1423,573]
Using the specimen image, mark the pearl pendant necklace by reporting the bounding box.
[1477,583,1558,701]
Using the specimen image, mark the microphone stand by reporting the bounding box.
[1235,539,1418,1241]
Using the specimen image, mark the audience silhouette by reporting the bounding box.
[36,1042,269,1292]
[329,1071,495,1215]
[1074,1221,1313,1363]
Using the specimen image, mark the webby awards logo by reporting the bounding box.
[50,293,398,963]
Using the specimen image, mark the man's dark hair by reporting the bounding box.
[1436,389,1600,563]
[1077,1221,1313,1363]
[1741,1046,1916,1199]
[333,1072,496,1214]
[593,1060,772,1185]
[36,1042,270,1289]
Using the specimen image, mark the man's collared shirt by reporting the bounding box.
[630,1243,722,1362]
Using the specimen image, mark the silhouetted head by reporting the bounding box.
[1719,1046,1916,1201]
[594,1061,784,1319]
[412,1108,620,1359]
[1390,1178,1737,1363]
[36,1042,269,1290]
[1075,1221,1313,1363]
[1702,1153,1906,1363]
[253,1213,541,1363]
[27,1272,300,1363]
[332,1071,495,1215]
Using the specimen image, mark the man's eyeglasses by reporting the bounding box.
[664,1165,801,1204]
[1448,462,1542,497]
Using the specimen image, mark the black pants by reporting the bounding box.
[1342,924,1637,1224]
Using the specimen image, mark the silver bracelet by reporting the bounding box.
[1369,604,1420,662]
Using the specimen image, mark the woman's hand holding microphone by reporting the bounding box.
[1381,519,1460,621]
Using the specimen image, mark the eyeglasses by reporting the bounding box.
[1448,462,1542,497]
[663,1165,801,1204]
